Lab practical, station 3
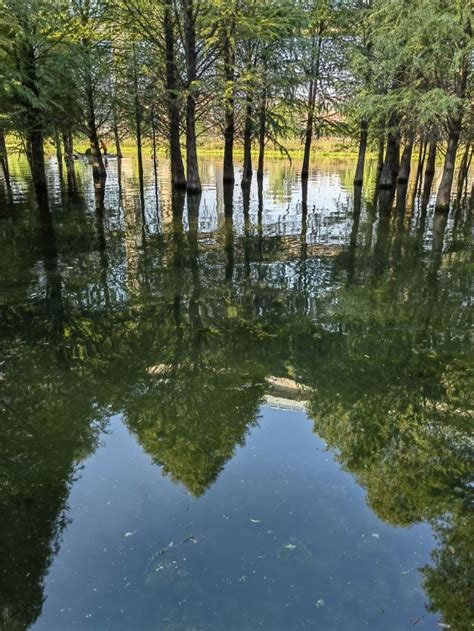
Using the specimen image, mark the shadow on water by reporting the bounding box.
[0,156,472,630]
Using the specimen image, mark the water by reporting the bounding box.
[0,155,472,630]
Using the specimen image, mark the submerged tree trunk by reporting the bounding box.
[62,130,77,194]
[397,135,413,184]
[223,24,236,184]
[151,109,159,212]
[183,0,201,193]
[54,130,63,181]
[29,129,48,195]
[257,85,267,180]
[353,119,368,185]
[435,122,461,212]
[0,130,10,185]
[22,42,47,195]
[301,25,323,180]
[164,0,186,190]
[421,140,436,203]
[84,76,106,181]
[132,44,145,207]
[241,93,253,187]
[113,101,122,159]
[456,143,472,201]
[379,119,400,189]
[375,137,384,188]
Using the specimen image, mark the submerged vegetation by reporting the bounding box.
[0,0,472,207]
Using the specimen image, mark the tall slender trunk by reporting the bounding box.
[435,121,461,212]
[353,119,368,185]
[62,130,77,194]
[164,0,186,189]
[379,117,400,189]
[132,44,145,207]
[184,0,201,193]
[397,135,413,184]
[301,24,323,180]
[421,140,436,204]
[241,92,253,187]
[375,137,384,188]
[413,139,427,198]
[113,101,122,159]
[223,24,236,184]
[23,42,47,194]
[0,130,10,186]
[257,85,267,179]
[54,129,63,181]
[29,129,47,195]
[436,37,469,211]
[151,108,159,212]
[456,143,471,201]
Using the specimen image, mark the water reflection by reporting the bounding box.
[0,155,472,630]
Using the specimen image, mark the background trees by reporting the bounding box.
[0,0,472,208]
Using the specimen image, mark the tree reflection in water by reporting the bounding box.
[0,156,472,630]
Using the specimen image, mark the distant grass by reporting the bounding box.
[50,135,365,160]
[5,133,447,164]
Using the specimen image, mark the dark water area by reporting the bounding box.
[0,155,472,630]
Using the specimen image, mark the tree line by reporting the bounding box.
[0,0,472,210]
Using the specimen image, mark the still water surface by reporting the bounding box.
[0,155,472,630]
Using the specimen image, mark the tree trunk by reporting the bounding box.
[353,119,368,185]
[456,143,472,200]
[54,130,63,181]
[241,93,253,187]
[375,137,384,187]
[113,101,122,159]
[184,0,201,193]
[85,81,106,180]
[132,44,145,207]
[151,109,159,212]
[435,121,461,212]
[421,140,436,203]
[397,135,413,184]
[164,0,186,190]
[223,24,236,184]
[379,119,400,189]
[301,25,323,180]
[22,42,47,195]
[257,86,267,180]
[0,130,10,186]
[29,129,48,195]
[62,130,77,194]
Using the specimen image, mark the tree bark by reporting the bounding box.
[0,130,10,186]
[54,130,63,181]
[132,44,145,208]
[456,143,471,201]
[164,0,186,190]
[62,130,77,194]
[353,119,368,185]
[397,135,413,184]
[241,93,253,187]
[375,137,384,188]
[301,25,323,180]
[421,140,436,204]
[113,101,122,159]
[379,118,400,189]
[435,122,461,212]
[183,0,201,193]
[223,23,236,184]
[257,85,267,180]
[22,41,47,194]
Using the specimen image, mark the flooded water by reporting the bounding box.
[0,154,472,630]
